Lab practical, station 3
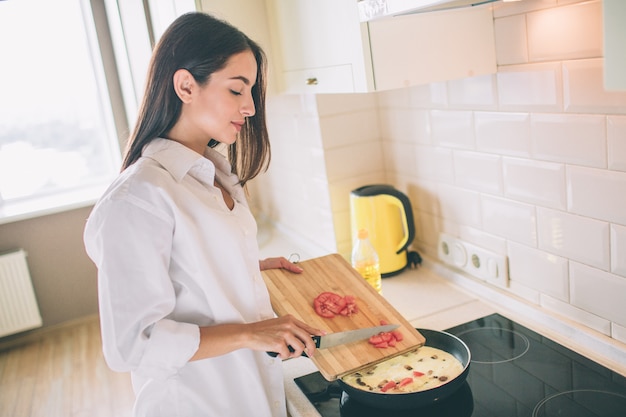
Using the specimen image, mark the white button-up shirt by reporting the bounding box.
[84,138,285,417]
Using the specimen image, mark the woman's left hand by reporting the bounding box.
[259,256,303,273]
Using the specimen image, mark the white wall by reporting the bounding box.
[255,0,626,344]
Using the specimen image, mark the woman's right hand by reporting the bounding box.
[190,315,325,361]
[246,314,325,360]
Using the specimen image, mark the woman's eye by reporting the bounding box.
[230,90,242,96]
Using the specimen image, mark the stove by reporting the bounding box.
[294,313,626,416]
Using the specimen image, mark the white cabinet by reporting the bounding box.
[603,0,626,90]
[265,0,374,94]
[266,1,497,94]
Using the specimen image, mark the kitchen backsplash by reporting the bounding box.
[251,0,626,344]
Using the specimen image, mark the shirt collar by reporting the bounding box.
[142,138,207,182]
[141,139,244,203]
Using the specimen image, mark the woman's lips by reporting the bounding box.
[232,121,244,132]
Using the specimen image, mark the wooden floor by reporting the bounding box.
[0,316,134,417]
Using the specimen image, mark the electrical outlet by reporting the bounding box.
[438,233,509,288]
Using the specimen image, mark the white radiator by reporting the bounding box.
[0,249,42,337]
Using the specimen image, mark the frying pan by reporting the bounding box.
[337,328,471,410]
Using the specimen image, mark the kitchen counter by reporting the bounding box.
[279,260,626,417]
[257,229,626,417]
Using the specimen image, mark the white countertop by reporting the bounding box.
[280,261,626,417]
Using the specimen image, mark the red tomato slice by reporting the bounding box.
[399,377,413,387]
[368,320,404,349]
[381,380,397,392]
[413,371,424,377]
[313,292,348,318]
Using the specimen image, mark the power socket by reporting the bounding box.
[438,233,509,288]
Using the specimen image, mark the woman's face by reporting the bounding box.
[176,50,258,150]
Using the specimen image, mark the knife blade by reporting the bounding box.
[313,324,400,349]
[267,323,400,357]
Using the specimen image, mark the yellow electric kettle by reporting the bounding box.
[350,185,421,277]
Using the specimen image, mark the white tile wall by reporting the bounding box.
[475,111,531,157]
[503,157,566,209]
[608,116,626,171]
[258,0,626,344]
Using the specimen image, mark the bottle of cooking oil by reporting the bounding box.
[351,229,382,293]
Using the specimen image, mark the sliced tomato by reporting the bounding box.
[380,380,397,392]
[399,377,413,387]
[413,371,425,377]
[313,292,352,318]
[368,320,404,349]
[391,330,404,342]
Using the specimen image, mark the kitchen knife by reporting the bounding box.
[267,323,400,357]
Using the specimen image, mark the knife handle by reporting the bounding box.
[266,335,321,357]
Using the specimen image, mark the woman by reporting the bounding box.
[84,12,323,417]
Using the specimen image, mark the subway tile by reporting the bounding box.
[414,144,454,183]
[527,1,602,62]
[406,180,440,217]
[494,14,528,65]
[503,157,566,209]
[563,58,626,114]
[379,108,431,144]
[540,294,611,335]
[612,322,626,345]
[497,62,563,112]
[431,110,475,149]
[408,82,448,109]
[610,224,626,278]
[570,261,626,327]
[316,92,377,116]
[508,241,569,301]
[608,116,626,172]
[319,109,380,149]
[447,74,497,110]
[453,150,503,194]
[567,165,626,225]
[376,87,411,109]
[384,140,417,177]
[530,113,607,167]
[458,226,508,254]
[438,184,482,228]
[481,195,537,245]
[475,112,531,157]
[508,279,541,304]
[536,207,610,270]
[416,211,441,250]
[325,141,384,181]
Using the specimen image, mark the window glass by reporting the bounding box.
[0,0,120,206]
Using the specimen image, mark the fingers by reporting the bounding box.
[259,257,303,273]
[251,315,324,359]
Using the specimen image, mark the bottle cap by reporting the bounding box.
[357,229,369,239]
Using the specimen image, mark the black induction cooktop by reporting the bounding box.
[294,313,626,417]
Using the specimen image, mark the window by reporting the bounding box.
[0,0,123,222]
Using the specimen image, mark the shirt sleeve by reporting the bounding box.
[84,195,200,379]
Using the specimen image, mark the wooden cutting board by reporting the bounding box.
[261,253,425,381]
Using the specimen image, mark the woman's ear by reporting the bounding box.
[172,69,195,103]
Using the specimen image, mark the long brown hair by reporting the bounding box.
[121,12,270,187]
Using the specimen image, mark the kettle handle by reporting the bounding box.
[380,190,415,254]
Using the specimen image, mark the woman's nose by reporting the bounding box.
[241,95,255,117]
